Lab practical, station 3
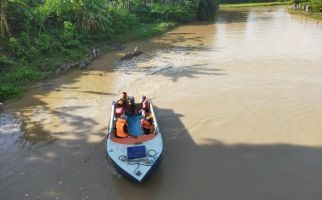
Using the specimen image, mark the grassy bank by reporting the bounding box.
[0,22,176,102]
[220,1,289,8]
[288,9,322,20]
[112,22,177,43]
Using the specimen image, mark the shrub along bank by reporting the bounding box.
[288,0,322,20]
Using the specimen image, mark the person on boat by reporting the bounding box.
[115,114,129,138]
[119,92,129,106]
[115,100,125,118]
[140,96,150,116]
[128,96,136,115]
[141,111,154,135]
[115,114,137,138]
[118,92,132,114]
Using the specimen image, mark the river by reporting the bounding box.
[1,6,322,200]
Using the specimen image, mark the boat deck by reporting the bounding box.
[111,133,156,144]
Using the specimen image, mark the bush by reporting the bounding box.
[8,33,39,61]
[311,0,322,11]
[60,48,85,60]
[6,67,44,83]
[130,3,152,23]
[149,3,195,22]
[34,34,60,54]
[60,21,82,48]
[8,37,26,58]
[0,55,14,69]
[0,83,20,101]
[197,0,219,20]
[108,5,138,35]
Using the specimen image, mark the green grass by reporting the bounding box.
[0,42,87,101]
[112,22,177,43]
[220,2,290,8]
[0,65,48,100]
[288,9,322,21]
[0,22,177,102]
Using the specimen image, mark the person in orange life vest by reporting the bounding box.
[115,100,125,118]
[115,115,137,138]
[141,111,154,135]
[115,114,129,138]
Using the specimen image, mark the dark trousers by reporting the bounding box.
[143,128,151,135]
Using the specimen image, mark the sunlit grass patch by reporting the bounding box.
[220,2,289,8]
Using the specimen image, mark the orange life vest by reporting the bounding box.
[141,115,153,129]
[116,118,128,138]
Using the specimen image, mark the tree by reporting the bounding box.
[0,0,12,38]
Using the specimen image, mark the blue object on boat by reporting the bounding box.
[127,146,146,159]
[126,114,144,136]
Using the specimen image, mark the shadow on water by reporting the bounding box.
[8,97,101,147]
[53,88,115,96]
[159,35,205,44]
[116,62,227,82]
[0,103,110,199]
[216,9,250,24]
[151,65,226,82]
[111,106,322,200]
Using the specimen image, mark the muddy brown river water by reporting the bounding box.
[1,6,322,200]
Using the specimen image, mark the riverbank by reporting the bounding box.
[0,22,176,102]
[220,2,289,8]
[288,9,322,21]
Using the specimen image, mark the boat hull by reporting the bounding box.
[106,100,163,183]
[108,151,162,183]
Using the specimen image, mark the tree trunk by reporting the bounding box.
[0,0,12,38]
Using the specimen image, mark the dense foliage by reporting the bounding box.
[0,0,219,101]
[292,0,322,11]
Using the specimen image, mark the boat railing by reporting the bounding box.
[149,100,160,135]
[108,101,116,135]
